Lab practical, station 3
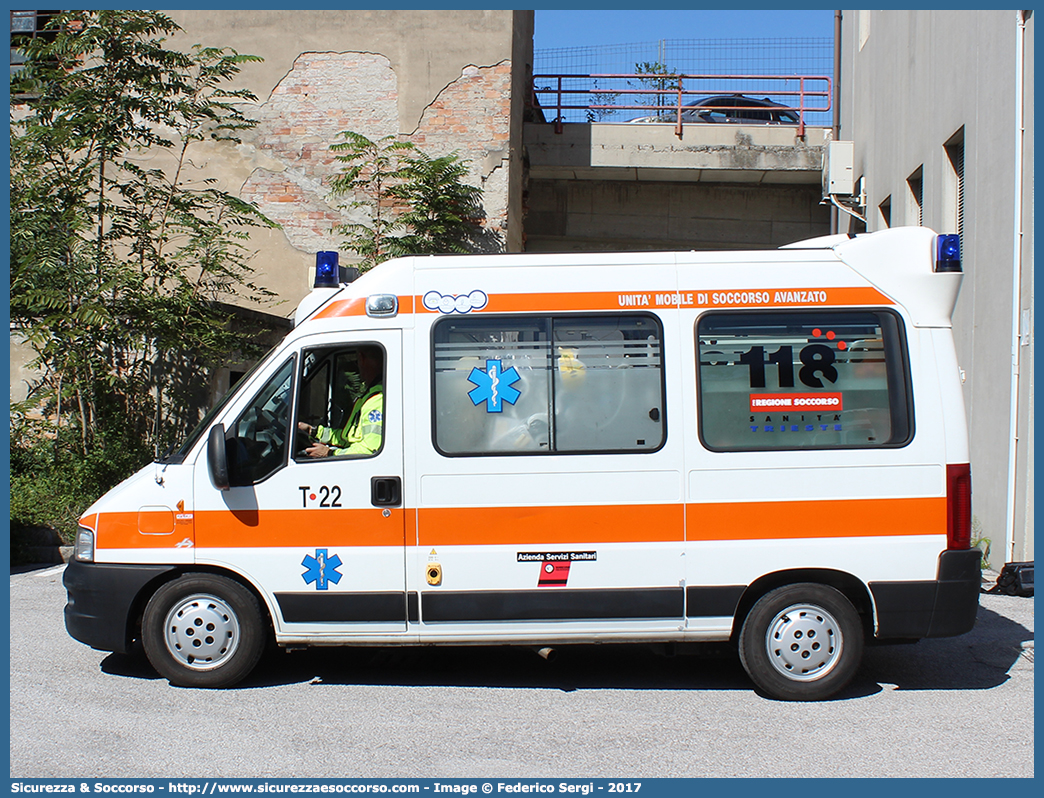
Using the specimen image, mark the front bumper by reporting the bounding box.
[869,549,982,639]
[63,559,177,654]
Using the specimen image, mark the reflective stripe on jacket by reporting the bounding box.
[316,383,383,456]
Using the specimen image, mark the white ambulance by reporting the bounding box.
[64,226,980,701]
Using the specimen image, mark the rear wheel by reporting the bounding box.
[142,573,265,688]
[739,583,863,701]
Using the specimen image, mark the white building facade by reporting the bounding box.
[838,9,1034,566]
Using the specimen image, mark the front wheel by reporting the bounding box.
[739,583,864,701]
[142,573,266,688]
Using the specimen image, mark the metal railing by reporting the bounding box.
[532,73,832,138]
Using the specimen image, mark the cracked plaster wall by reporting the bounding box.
[167,10,525,312]
[240,54,512,259]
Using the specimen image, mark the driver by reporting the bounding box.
[298,346,383,458]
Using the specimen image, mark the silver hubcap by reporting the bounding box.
[765,603,842,681]
[164,593,240,671]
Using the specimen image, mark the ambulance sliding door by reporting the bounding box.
[416,309,686,639]
[193,330,409,638]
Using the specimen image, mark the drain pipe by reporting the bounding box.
[1004,9,1028,563]
[831,9,843,234]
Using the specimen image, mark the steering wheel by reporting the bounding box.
[294,428,316,459]
[252,406,276,431]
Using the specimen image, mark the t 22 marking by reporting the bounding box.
[299,485,343,508]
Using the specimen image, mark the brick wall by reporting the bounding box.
[241,52,512,260]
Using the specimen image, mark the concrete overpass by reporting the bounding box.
[522,121,833,252]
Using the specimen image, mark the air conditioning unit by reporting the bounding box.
[822,140,855,197]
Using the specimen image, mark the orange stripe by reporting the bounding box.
[312,296,367,319]
[96,512,184,550]
[138,508,175,535]
[420,498,941,546]
[312,294,418,320]
[195,508,406,548]
[687,497,945,541]
[313,287,892,320]
[95,497,943,551]
[96,509,405,550]
[479,292,641,314]
[406,505,418,547]
[418,504,684,546]
[467,287,893,313]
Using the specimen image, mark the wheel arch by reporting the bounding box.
[729,568,875,644]
[125,564,276,651]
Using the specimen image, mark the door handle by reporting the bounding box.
[371,476,402,507]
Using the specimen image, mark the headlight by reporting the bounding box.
[74,527,94,562]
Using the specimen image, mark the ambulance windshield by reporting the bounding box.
[157,346,275,465]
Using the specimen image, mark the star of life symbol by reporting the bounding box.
[467,359,521,413]
[301,548,343,591]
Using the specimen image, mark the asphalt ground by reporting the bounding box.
[10,564,1033,778]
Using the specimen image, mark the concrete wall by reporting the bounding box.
[523,122,832,251]
[839,10,1034,565]
[10,336,39,406]
[165,10,531,313]
[525,180,829,252]
[525,122,830,180]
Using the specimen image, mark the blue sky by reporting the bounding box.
[534,9,835,51]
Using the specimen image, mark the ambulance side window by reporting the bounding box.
[293,345,384,461]
[553,315,665,452]
[298,356,331,427]
[433,314,665,455]
[226,357,295,486]
[696,310,912,451]
[296,348,359,432]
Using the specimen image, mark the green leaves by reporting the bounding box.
[393,152,487,256]
[631,61,680,120]
[329,131,499,270]
[10,11,273,535]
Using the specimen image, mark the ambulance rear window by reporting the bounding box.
[696,310,912,451]
[433,314,665,456]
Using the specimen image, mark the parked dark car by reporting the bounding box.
[629,94,800,125]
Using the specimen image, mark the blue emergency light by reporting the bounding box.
[935,235,962,272]
[314,251,341,288]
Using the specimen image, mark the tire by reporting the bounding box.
[738,583,863,701]
[142,573,266,689]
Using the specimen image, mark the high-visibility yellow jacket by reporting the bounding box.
[316,384,383,456]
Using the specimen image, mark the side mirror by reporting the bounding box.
[208,424,230,490]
